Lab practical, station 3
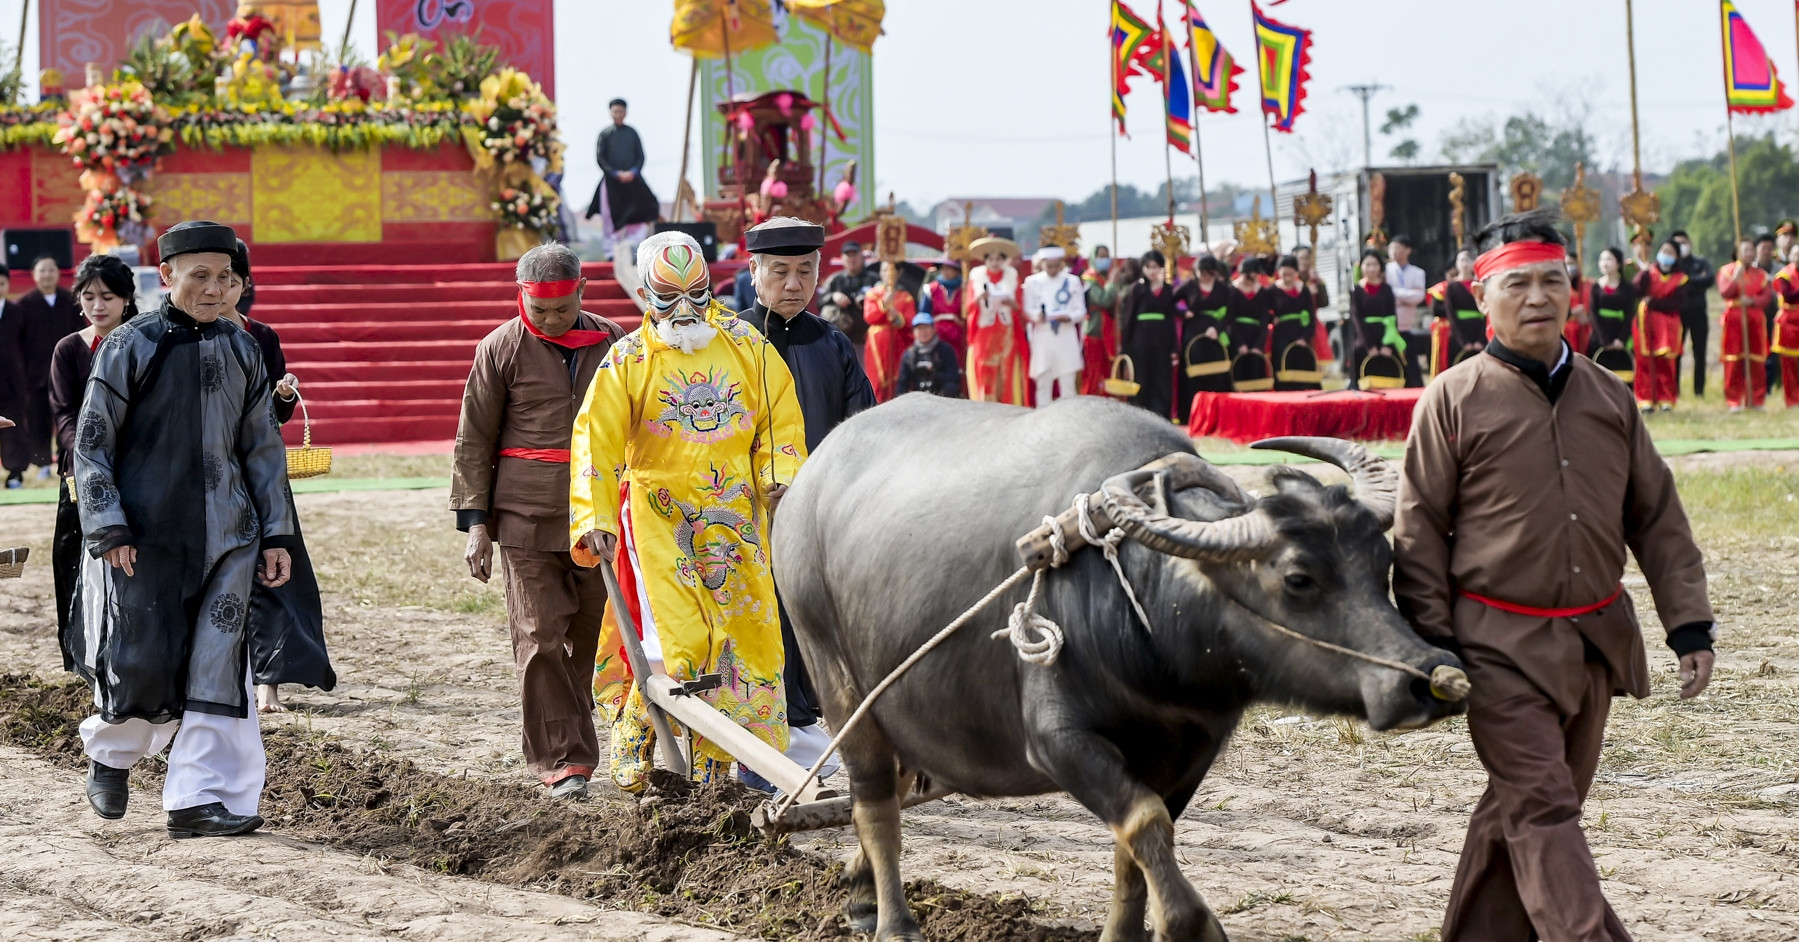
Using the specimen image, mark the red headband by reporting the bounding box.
[518,278,580,298]
[1473,241,1567,281]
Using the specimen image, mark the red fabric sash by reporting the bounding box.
[1473,240,1566,281]
[1645,268,1687,300]
[1460,584,1624,619]
[498,447,571,463]
[516,281,611,349]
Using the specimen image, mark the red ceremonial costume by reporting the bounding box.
[862,282,914,403]
[1772,264,1799,406]
[1717,261,1771,409]
[1081,268,1121,396]
[1632,267,1686,408]
[926,280,966,359]
[1427,279,1484,379]
[1564,275,1592,355]
[964,263,1029,405]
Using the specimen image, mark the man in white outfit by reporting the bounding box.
[1022,246,1087,404]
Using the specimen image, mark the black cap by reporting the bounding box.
[157,221,238,263]
[745,222,827,256]
[230,238,251,278]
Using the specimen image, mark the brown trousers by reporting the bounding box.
[501,547,607,785]
[1443,659,1632,942]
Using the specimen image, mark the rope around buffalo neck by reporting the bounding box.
[993,493,1156,666]
[770,492,1128,819]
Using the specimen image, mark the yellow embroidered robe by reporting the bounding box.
[571,306,807,763]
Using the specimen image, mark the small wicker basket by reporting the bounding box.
[0,547,28,580]
[1104,355,1141,398]
[285,390,332,480]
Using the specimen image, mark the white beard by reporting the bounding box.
[655,317,719,354]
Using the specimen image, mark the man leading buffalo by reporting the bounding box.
[735,216,875,784]
[1394,209,1717,942]
[571,230,807,791]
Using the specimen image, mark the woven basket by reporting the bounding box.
[286,390,333,480]
[1358,352,1408,389]
[1231,351,1275,392]
[1275,342,1324,385]
[0,547,27,580]
[1103,355,1141,398]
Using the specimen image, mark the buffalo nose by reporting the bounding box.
[1428,665,1470,703]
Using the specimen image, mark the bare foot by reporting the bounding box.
[256,684,286,714]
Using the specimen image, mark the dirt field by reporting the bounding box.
[1,452,1795,941]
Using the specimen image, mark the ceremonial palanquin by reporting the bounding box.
[571,303,807,782]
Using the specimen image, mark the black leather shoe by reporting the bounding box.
[166,802,263,839]
[86,761,128,819]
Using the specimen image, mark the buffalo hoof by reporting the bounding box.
[876,922,923,942]
[845,898,878,934]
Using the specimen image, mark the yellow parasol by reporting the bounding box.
[670,0,779,222]
[786,0,884,51]
[784,0,885,199]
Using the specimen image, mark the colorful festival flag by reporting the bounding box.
[1161,11,1193,153]
[1252,1,1312,133]
[1111,0,1156,133]
[1183,2,1242,114]
[1721,0,1794,114]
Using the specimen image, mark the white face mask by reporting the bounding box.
[654,316,718,354]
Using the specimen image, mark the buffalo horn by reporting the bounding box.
[1099,465,1275,563]
[1250,436,1398,529]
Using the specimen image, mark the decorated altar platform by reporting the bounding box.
[0,140,500,266]
[1186,388,1425,444]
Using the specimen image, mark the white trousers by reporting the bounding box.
[79,675,265,815]
[1036,372,1076,406]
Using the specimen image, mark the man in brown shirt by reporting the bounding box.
[1393,210,1716,942]
[451,243,625,800]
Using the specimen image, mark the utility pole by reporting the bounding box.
[1341,82,1389,168]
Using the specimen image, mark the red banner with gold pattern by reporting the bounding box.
[39,0,237,85]
[374,0,557,98]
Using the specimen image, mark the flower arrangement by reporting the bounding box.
[0,101,61,149]
[466,68,561,170]
[491,185,557,232]
[53,81,173,180]
[76,184,154,253]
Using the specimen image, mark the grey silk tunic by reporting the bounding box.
[71,301,296,721]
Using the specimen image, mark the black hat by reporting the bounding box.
[230,238,252,278]
[157,221,238,263]
[745,221,827,256]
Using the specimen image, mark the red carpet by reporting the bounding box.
[256,261,678,446]
[1186,388,1425,443]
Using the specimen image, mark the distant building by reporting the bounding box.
[930,197,1058,241]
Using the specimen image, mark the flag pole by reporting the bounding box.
[1160,3,1177,222]
[1110,1,1120,252]
[1252,1,1279,237]
[1719,3,1743,247]
[818,34,833,199]
[1186,11,1210,247]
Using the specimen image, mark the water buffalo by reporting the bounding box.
[771,394,1466,941]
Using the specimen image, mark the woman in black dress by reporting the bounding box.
[1177,255,1236,412]
[1268,255,1321,390]
[223,240,336,712]
[1348,248,1403,389]
[1589,246,1637,358]
[1119,249,1183,421]
[48,255,137,662]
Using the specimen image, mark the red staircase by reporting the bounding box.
[252,262,649,446]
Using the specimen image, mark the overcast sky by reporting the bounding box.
[8,0,1798,211]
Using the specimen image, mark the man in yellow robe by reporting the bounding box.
[571,230,807,791]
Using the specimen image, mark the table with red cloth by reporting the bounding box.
[1186,388,1425,443]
